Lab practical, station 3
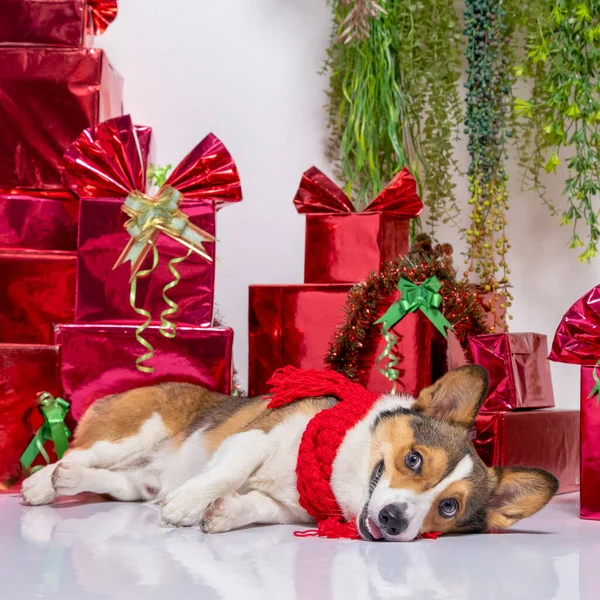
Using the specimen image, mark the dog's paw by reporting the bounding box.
[51,463,83,494]
[161,488,211,527]
[201,494,240,534]
[21,465,57,506]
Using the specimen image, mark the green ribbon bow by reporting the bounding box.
[374,277,454,389]
[20,393,71,472]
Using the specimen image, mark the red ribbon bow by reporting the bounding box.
[293,166,423,217]
[63,115,242,208]
[89,0,119,34]
[549,285,600,365]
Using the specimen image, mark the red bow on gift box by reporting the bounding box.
[549,285,600,366]
[293,166,423,217]
[63,114,242,208]
[89,0,119,34]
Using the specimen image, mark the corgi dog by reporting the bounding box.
[21,365,558,541]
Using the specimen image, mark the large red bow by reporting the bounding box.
[89,0,118,34]
[63,115,242,208]
[293,166,422,217]
[549,285,600,365]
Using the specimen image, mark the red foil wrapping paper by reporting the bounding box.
[468,332,555,412]
[0,191,78,250]
[0,344,64,484]
[54,323,233,421]
[248,284,352,396]
[294,167,423,284]
[359,311,468,395]
[473,410,580,495]
[549,285,600,519]
[0,47,123,191]
[0,249,76,344]
[0,0,117,46]
[580,366,600,519]
[63,115,241,326]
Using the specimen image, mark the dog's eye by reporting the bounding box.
[404,451,423,472]
[439,499,459,518]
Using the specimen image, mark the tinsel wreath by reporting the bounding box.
[326,235,489,380]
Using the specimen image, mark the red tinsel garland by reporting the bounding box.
[325,238,489,380]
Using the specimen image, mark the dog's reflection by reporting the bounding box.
[18,502,575,600]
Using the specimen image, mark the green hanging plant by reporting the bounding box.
[325,0,463,228]
[462,0,513,329]
[515,1,600,262]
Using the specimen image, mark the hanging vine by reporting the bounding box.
[515,1,600,262]
[325,0,463,228]
[462,0,513,329]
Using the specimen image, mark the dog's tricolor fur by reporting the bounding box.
[22,366,558,541]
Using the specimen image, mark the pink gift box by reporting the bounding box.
[0,192,78,250]
[54,323,233,421]
[76,197,216,325]
[469,332,555,412]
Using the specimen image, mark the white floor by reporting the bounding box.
[0,492,598,600]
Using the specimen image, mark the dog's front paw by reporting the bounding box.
[161,488,211,527]
[21,465,57,506]
[201,494,240,534]
[51,463,83,494]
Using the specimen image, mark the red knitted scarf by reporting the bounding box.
[266,366,379,539]
[266,366,441,541]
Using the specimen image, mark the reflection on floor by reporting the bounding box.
[0,492,599,600]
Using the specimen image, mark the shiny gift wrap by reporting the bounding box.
[469,332,555,411]
[549,285,600,519]
[0,192,78,250]
[248,284,352,396]
[0,0,118,46]
[54,324,233,421]
[0,344,63,484]
[0,249,76,343]
[473,410,580,495]
[359,308,467,395]
[63,115,241,326]
[0,47,122,190]
[294,167,423,284]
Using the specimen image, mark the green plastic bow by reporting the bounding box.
[20,393,71,472]
[374,277,454,389]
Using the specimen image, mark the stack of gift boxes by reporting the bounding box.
[249,167,580,494]
[1,2,240,485]
[0,0,122,483]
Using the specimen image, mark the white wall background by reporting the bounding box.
[98,0,597,408]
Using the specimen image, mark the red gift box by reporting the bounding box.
[468,332,555,412]
[359,310,468,395]
[580,366,600,519]
[0,47,122,191]
[549,285,600,519]
[54,323,234,421]
[248,284,352,395]
[0,249,76,344]
[0,191,78,250]
[63,115,242,327]
[294,167,422,284]
[0,0,117,46]
[473,410,580,495]
[0,344,63,484]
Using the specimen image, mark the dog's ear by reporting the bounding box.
[486,467,559,529]
[413,365,489,428]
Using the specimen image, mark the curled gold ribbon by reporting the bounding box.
[131,240,159,373]
[376,331,400,393]
[159,248,193,339]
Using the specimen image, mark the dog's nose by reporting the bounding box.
[378,503,409,536]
